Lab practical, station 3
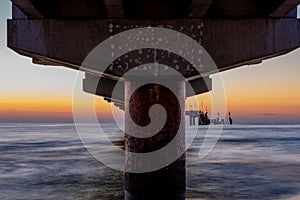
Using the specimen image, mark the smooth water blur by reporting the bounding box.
[0,123,299,200]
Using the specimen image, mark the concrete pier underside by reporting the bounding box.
[7,0,300,199]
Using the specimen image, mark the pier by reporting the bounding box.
[186,110,211,126]
[7,1,300,199]
[186,110,229,126]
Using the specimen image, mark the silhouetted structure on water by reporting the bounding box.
[186,111,233,126]
[229,112,233,125]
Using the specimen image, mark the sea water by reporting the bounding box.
[0,123,299,200]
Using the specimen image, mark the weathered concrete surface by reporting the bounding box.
[188,0,213,18]
[269,0,300,17]
[83,74,125,101]
[83,69,211,103]
[124,80,186,200]
[12,0,107,19]
[8,19,300,79]
[103,0,124,18]
[11,0,43,18]
[205,0,300,18]
[10,0,300,19]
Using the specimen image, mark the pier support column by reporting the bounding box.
[124,79,186,200]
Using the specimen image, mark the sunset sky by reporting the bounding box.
[0,1,299,123]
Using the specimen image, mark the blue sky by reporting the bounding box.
[0,1,83,99]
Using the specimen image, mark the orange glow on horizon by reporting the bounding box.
[0,94,115,122]
[1,61,300,123]
[1,86,299,122]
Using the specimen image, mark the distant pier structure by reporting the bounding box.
[186,110,198,126]
[186,110,231,125]
[186,110,211,125]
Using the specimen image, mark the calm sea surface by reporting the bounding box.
[0,123,299,200]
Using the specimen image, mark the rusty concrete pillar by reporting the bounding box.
[124,78,186,200]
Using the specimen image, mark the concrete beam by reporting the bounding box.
[11,0,43,18]
[285,7,298,18]
[103,0,124,18]
[187,77,212,97]
[12,4,27,19]
[32,58,61,66]
[8,19,300,80]
[199,18,300,76]
[103,97,125,110]
[188,0,213,18]
[269,0,300,18]
[84,73,211,104]
[205,0,263,18]
[83,74,125,101]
